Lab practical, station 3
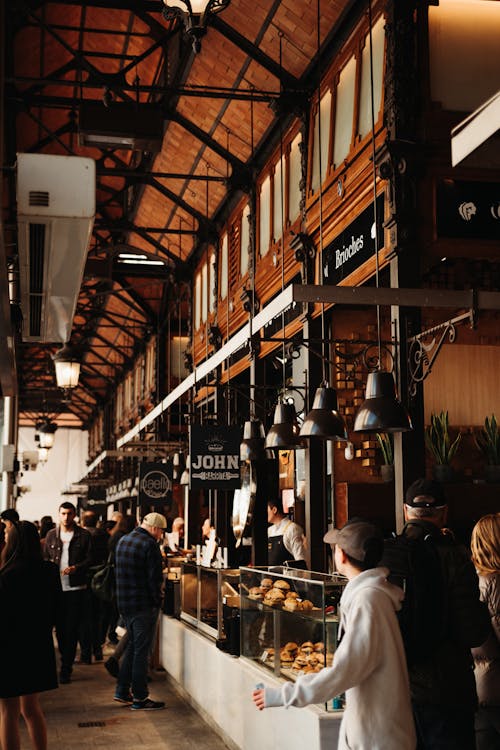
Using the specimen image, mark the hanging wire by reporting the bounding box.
[316,0,328,387]
[278,31,287,398]
[368,0,382,369]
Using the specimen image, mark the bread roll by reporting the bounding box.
[273,579,291,591]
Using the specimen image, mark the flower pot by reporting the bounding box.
[484,465,500,483]
[380,464,394,483]
[432,464,454,483]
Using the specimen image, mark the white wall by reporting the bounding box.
[16,427,88,522]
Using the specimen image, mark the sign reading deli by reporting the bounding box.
[323,195,384,286]
[189,425,241,490]
[139,462,172,506]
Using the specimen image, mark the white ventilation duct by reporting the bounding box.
[16,153,95,342]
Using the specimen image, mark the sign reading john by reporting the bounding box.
[138,462,172,506]
[323,195,384,286]
[189,425,241,490]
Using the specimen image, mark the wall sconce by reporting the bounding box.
[52,343,81,390]
[208,325,222,349]
[183,350,193,372]
[35,419,58,449]
[290,231,315,263]
[240,287,259,314]
[162,0,232,53]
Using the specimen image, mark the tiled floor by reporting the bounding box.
[18,643,231,750]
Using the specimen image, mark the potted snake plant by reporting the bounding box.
[474,414,500,483]
[376,433,394,482]
[425,411,462,482]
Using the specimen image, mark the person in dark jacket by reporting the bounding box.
[471,512,500,750]
[114,512,166,711]
[79,510,109,663]
[0,521,62,750]
[44,501,92,684]
[402,479,490,750]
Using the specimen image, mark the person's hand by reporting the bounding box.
[62,565,76,575]
[252,688,265,710]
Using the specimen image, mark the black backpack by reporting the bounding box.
[381,529,447,667]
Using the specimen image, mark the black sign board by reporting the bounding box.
[323,195,384,286]
[138,462,172,506]
[189,425,241,490]
[436,180,500,240]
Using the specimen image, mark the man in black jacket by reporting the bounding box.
[80,510,109,663]
[44,501,92,683]
[402,479,490,750]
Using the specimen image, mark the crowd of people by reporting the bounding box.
[0,480,498,750]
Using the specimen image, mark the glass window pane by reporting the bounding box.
[240,203,250,276]
[259,176,271,256]
[311,90,332,192]
[333,55,356,168]
[220,233,228,300]
[195,272,201,329]
[358,16,385,139]
[209,252,216,313]
[201,262,208,323]
[289,133,302,223]
[273,155,286,241]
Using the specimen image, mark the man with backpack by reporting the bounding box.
[384,478,490,750]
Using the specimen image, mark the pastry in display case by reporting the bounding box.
[239,566,347,704]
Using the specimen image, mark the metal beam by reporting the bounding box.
[291,285,500,310]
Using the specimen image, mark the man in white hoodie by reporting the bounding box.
[252,519,416,750]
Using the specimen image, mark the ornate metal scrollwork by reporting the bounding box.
[407,311,474,398]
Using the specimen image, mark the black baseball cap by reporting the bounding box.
[405,478,446,508]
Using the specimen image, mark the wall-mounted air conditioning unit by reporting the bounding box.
[16,153,96,342]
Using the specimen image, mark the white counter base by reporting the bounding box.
[160,615,342,750]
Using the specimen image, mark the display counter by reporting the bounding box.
[160,563,344,749]
[239,566,346,710]
[180,562,240,639]
[159,615,342,750]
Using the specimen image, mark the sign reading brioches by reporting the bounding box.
[138,462,172,506]
[189,425,241,490]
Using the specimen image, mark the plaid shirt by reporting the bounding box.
[115,526,163,615]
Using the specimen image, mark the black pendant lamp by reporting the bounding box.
[265,402,306,451]
[240,419,268,461]
[353,370,412,433]
[300,385,348,440]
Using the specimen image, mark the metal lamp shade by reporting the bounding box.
[240,419,266,461]
[300,386,348,441]
[265,403,306,450]
[353,371,413,433]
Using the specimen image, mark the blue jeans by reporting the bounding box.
[116,608,158,702]
[413,703,476,750]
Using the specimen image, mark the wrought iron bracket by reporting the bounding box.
[407,309,475,398]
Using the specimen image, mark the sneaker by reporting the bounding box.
[105,657,120,678]
[130,698,165,711]
[113,693,133,704]
[59,672,71,684]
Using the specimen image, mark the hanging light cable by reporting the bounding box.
[353,0,412,434]
[300,0,348,442]
[265,32,305,451]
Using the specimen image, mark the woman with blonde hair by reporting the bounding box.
[471,512,500,750]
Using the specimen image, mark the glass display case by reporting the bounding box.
[180,562,240,639]
[239,566,347,710]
